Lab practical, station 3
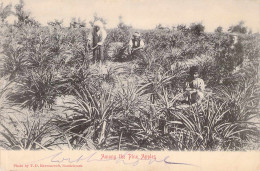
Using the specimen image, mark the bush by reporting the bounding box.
[9,69,59,111]
[0,116,55,150]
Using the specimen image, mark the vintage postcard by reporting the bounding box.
[0,0,259,170]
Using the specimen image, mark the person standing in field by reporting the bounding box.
[128,32,145,59]
[216,33,244,84]
[183,66,205,104]
[87,20,107,63]
[229,33,244,72]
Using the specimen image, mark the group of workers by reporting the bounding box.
[87,20,145,62]
[87,20,242,105]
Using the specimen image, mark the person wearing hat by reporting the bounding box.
[87,20,107,62]
[128,32,145,59]
[183,66,205,104]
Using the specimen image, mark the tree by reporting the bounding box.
[14,0,40,27]
[14,0,29,23]
[215,26,223,34]
[47,19,63,30]
[155,24,163,29]
[228,21,248,34]
[0,2,13,22]
[189,23,205,35]
[155,24,170,31]
[177,24,188,32]
[70,17,86,28]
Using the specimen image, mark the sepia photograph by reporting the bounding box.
[0,0,259,170]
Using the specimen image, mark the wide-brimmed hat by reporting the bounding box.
[93,20,103,28]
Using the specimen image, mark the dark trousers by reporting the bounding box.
[93,45,104,62]
[131,49,144,60]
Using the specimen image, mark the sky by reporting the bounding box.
[2,0,260,32]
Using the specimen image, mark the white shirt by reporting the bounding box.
[186,78,205,91]
[129,39,145,48]
[87,28,107,45]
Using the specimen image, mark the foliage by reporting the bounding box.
[14,0,40,27]
[0,115,56,150]
[0,39,28,79]
[8,69,59,111]
[53,83,117,149]
[47,19,63,29]
[0,2,12,22]
[70,18,86,28]
[215,26,223,34]
[189,23,205,36]
[228,21,248,34]
[0,0,259,151]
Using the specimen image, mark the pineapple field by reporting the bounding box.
[0,0,260,151]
